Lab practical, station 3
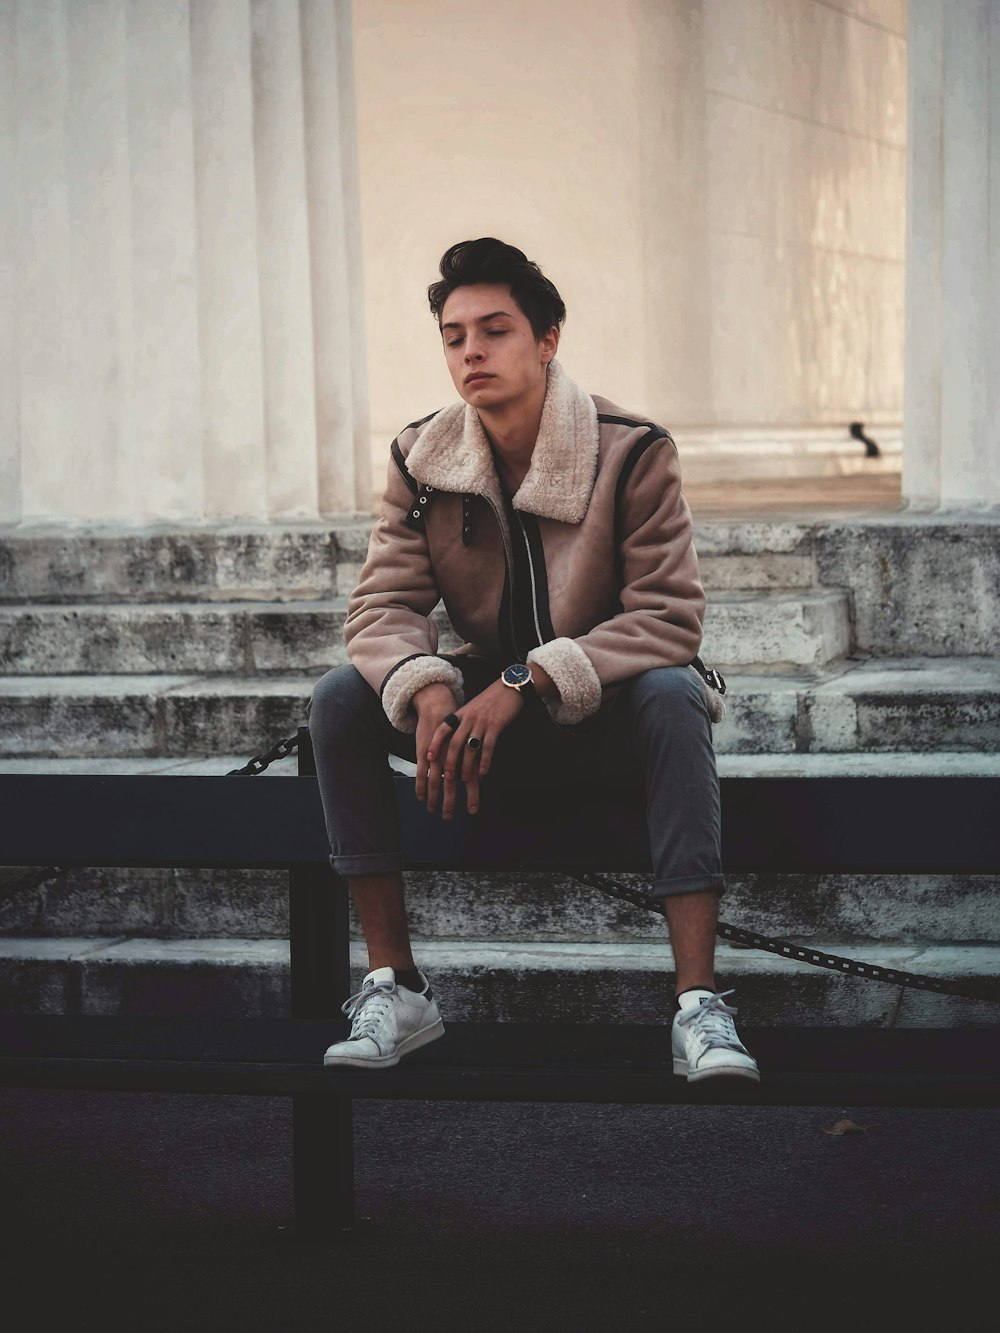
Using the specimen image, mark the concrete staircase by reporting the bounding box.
[1,513,998,1028]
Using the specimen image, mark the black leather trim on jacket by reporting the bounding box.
[517,510,556,648]
[390,440,419,495]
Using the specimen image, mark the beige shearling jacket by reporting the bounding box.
[345,359,714,731]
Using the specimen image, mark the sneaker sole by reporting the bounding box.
[323,1018,445,1070]
[672,1056,760,1083]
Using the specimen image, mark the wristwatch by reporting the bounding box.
[500,662,536,701]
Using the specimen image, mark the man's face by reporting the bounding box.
[439,283,557,410]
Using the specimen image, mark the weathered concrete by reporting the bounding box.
[1,592,850,676]
[800,659,1000,752]
[0,524,352,603]
[3,861,995,948]
[703,589,850,672]
[3,517,998,660]
[77,937,289,1019]
[1,660,996,756]
[0,600,351,676]
[0,936,995,1028]
[0,675,314,757]
[814,516,1000,656]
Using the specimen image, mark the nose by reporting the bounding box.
[464,338,484,363]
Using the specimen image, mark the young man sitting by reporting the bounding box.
[309,237,759,1084]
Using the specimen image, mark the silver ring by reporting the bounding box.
[466,736,482,752]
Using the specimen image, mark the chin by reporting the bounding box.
[462,382,502,406]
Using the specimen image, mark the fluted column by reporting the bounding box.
[903,0,1000,509]
[0,0,367,525]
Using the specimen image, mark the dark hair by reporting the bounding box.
[428,238,566,340]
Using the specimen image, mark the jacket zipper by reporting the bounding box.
[515,513,545,648]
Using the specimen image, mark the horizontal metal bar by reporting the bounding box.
[1,1018,998,1108]
[0,774,997,874]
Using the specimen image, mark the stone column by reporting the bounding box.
[903,0,1000,509]
[0,0,368,526]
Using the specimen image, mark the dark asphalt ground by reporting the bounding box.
[1,1088,997,1331]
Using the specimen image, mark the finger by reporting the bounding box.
[428,712,461,765]
[426,726,446,766]
[465,770,480,816]
[460,733,483,784]
[478,734,497,778]
[440,726,467,781]
[426,753,442,812]
[441,768,458,821]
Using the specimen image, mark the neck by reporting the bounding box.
[477,372,548,486]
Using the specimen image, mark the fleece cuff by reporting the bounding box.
[381,655,464,733]
[526,638,602,725]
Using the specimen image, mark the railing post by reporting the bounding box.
[289,724,354,1237]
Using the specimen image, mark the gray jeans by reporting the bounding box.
[308,658,724,900]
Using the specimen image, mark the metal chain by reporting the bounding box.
[226,732,300,776]
[569,870,999,1004]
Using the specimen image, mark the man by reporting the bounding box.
[309,237,758,1083]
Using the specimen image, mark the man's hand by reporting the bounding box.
[425,679,527,819]
[412,682,462,814]
[413,665,557,820]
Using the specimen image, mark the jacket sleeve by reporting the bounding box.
[343,441,464,732]
[527,435,705,724]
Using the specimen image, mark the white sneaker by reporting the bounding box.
[323,967,444,1069]
[671,988,760,1083]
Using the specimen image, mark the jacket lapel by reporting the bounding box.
[405,360,600,524]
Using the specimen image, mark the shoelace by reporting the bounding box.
[341,978,396,1040]
[676,988,749,1054]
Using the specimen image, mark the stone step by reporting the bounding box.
[0,599,350,676]
[718,658,1000,754]
[4,515,999,628]
[0,674,315,758]
[702,589,849,673]
[0,936,994,1028]
[0,589,848,675]
[0,598,449,676]
[2,861,995,947]
[0,519,831,600]
[2,659,996,757]
[0,521,373,604]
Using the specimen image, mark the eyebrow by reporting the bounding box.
[440,310,515,332]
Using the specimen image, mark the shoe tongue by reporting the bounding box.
[363,967,397,988]
[676,988,716,1012]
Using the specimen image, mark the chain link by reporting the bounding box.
[226,732,300,776]
[569,870,999,1004]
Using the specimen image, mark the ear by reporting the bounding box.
[539,325,560,365]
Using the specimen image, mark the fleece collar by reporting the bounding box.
[404,359,600,524]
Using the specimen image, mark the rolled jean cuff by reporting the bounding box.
[330,851,402,876]
[652,873,726,899]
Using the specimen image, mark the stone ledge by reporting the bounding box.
[0,937,996,1027]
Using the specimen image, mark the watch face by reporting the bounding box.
[502,663,531,687]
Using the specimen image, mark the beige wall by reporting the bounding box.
[354,0,907,484]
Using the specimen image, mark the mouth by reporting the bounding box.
[464,373,494,385]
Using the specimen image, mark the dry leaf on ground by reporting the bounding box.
[823,1118,868,1136]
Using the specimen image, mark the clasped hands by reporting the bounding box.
[412,678,526,819]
